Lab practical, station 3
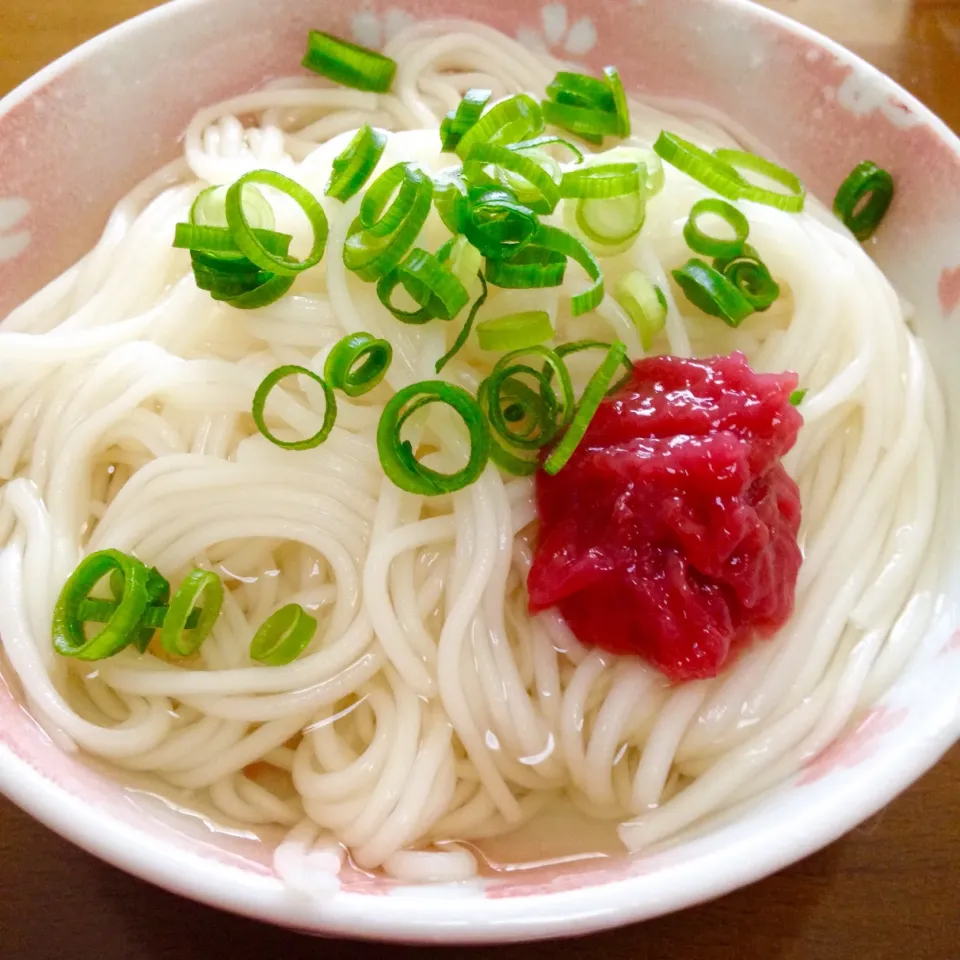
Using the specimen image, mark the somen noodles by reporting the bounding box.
[0,19,944,891]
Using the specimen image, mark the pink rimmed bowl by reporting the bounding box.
[1,0,959,943]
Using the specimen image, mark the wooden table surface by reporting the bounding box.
[1,1,958,957]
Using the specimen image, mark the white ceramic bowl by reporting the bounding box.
[1,0,959,943]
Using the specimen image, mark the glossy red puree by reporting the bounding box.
[528,352,803,681]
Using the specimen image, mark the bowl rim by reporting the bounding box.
[0,0,958,943]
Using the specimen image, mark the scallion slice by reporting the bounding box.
[344,162,433,281]
[52,550,150,661]
[191,184,275,230]
[542,100,621,141]
[250,603,318,665]
[252,365,337,450]
[476,310,554,352]
[484,245,566,289]
[455,94,544,160]
[173,223,292,258]
[603,66,630,137]
[654,131,743,198]
[714,245,780,311]
[324,333,392,397]
[464,142,561,214]
[226,170,329,275]
[713,148,806,213]
[221,273,297,310]
[376,247,469,324]
[546,72,615,112]
[302,30,396,92]
[440,88,492,152]
[614,271,668,350]
[789,388,806,406]
[435,270,488,373]
[833,160,894,241]
[462,186,540,260]
[533,224,604,315]
[560,162,642,199]
[161,569,224,657]
[672,258,754,327]
[377,381,490,495]
[326,124,388,202]
[683,197,750,259]
[544,340,627,474]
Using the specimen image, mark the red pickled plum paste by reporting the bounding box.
[528,352,803,681]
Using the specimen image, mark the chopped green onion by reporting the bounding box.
[433,171,468,235]
[463,142,561,214]
[654,131,744,200]
[683,197,750,259]
[226,170,329,275]
[833,160,894,241]
[441,88,492,152]
[302,30,396,92]
[604,66,631,138]
[672,258,754,328]
[560,162,642,199]
[52,550,150,661]
[614,271,668,350]
[161,569,224,657]
[250,603,318,665]
[555,338,634,393]
[221,273,297,310]
[713,148,805,213]
[344,162,433,281]
[437,234,482,290]
[546,72,615,112]
[715,246,780,311]
[542,100,621,142]
[491,345,576,434]
[110,565,170,653]
[462,186,540,260]
[484,245,566,289]
[508,135,584,164]
[326,125,388,202]
[252,365,337,450]
[173,224,292,258]
[455,94,544,160]
[78,598,200,631]
[324,333,392,397]
[377,381,490,495]
[376,247,469,324]
[532,224,604,315]
[544,340,627,474]
[789,388,806,406]
[435,271,487,373]
[575,193,646,247]
[191,184,274,230]
[476,310,554,352]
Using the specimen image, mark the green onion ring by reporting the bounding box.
[324,333,392,397]
[546,71,616,111]
[441,88,492,152]
[462,186,540,260]
[683,197,750,259]
[161,569,224,657]
[191,183,275,230]
[326,124,388,202]
[603,66,630,137]
[713,148,806,213]
[250,603,318,665]
[435,271,488,373]
[376,247,469,324]
[508,135,585,164]
[252,365,337,450]
[654,131,744,200]
[542,100,621,141]
[52,550,150,661]
[221,273,297,310]
[377,381,490,495]
[544,340,627,475]
[832,160,894,241]
[493,344,576,431]
[302,31,396,92]
[226,170,329,275]
[715,246,780,311]
[789,388,807,406]
[485,364,560,450]
[110,565,170,653]
[532,224,604,315]
[614,270,668,350]
[560,162,642,199]
[464,142,562,214]
[672,258,755,328]
[174,223,292,258]
[455,94,544,160]
[476,310,554,352]
[484,245,567,289]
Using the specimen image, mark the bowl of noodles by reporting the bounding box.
[1,0,959,943]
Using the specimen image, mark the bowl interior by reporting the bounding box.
[1,0,959,941]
